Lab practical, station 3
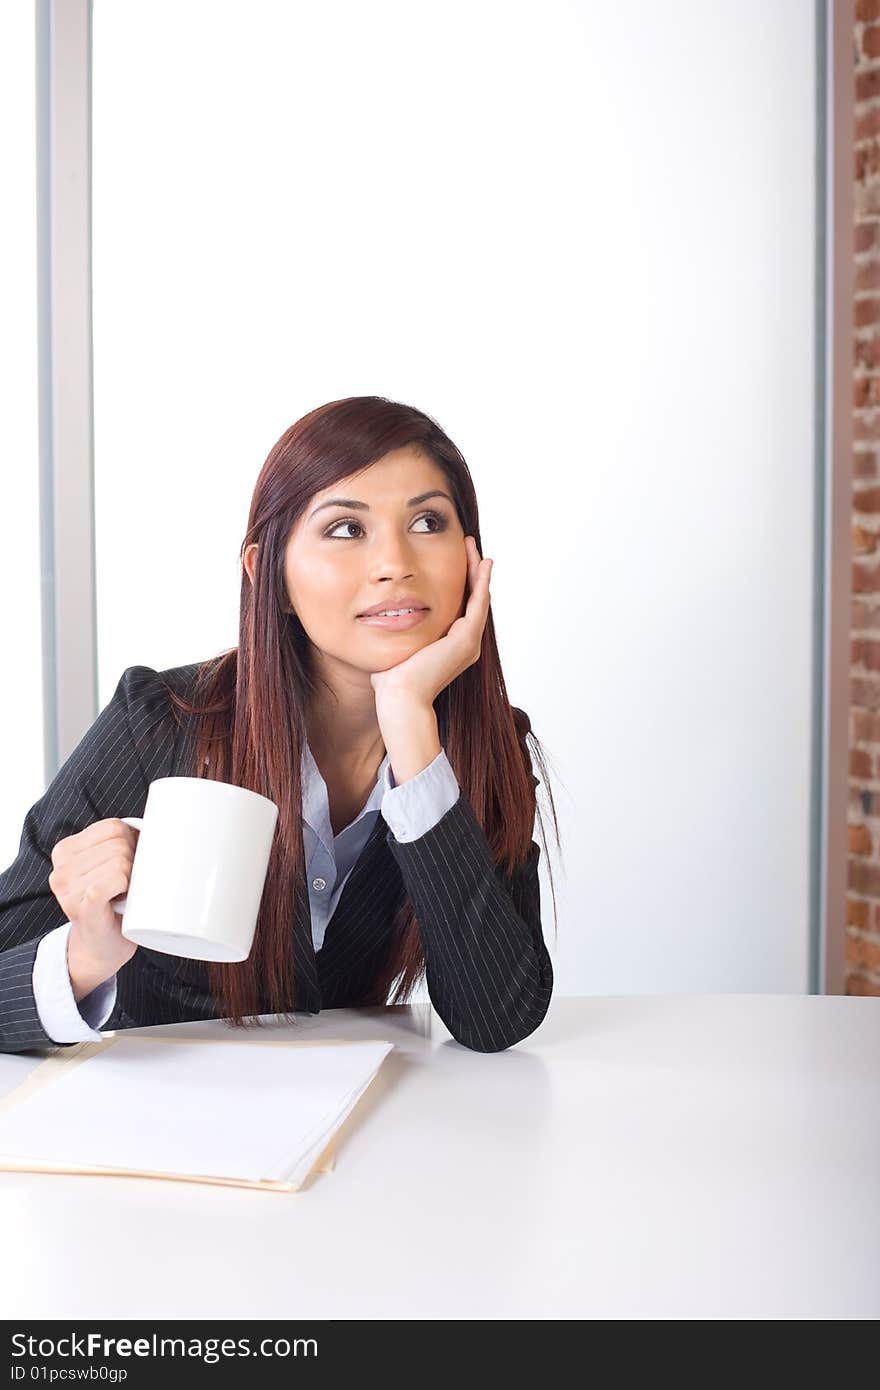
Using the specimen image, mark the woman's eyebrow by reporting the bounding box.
[309,489,453,520]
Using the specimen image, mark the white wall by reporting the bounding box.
[92,0,818,995]
[0,6,44,870]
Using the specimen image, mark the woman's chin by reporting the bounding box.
[357,626,432,666]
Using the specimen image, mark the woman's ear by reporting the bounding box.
[243,543,258,585]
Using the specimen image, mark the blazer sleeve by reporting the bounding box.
[384,707,553,1053]
[0,666,167,1053]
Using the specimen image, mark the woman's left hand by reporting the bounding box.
[369,535,492,710]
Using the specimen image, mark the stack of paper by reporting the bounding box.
[0,1034,394,1192]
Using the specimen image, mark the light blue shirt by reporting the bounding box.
[300,740,460,951]
[32,743,461,1045]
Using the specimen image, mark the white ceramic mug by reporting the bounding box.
[111,776,279,962]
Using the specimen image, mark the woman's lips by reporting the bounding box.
[356,608,430,630]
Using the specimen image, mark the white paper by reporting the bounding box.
[0,1036,393,1184]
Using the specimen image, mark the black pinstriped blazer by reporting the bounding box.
[0,663,553,1055]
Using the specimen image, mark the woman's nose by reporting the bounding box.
[367,532,416,582]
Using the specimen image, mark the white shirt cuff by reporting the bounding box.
[32,922,118,1043]
[381,748,461,843]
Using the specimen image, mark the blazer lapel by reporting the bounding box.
[289,838,322,1009]
[316,813,403,998]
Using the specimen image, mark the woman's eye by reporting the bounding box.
[324,510,448,540]
[325,519,365,539]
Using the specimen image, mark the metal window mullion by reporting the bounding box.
[820,0,855,994]
[37,0,97,782]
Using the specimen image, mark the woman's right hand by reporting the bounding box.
[48,818,141,998]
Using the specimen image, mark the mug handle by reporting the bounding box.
[110,816,144,915]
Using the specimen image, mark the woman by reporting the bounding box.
[0,396,560,1054]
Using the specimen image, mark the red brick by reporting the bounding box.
[848,814,873,845]
[862,143,880,181]
[852,487,880,514]
[856,182,880,216]
[856,569,880,602]
[855,297,880,327]
[856,375,873,408]
[856,219,880,253]
[853,600,880,634]
[854,524,879,556]
[851,674,880,708]
[845,972,880,996]
[856,337,880,369]
[851,748,873,778]
[847,858,880,893]
[847,895,872,929]
[853,599,878,631]
[856,258,880,293]
[854,412,880,441]
[854,449,880,480]
[853,708,880,739]
[856,65,880,101]
[856,105,880,141]
[853,637,880,669]
[847,931,880,972]
[858,0,880,23]
[853,561,880,593]
[862,25,880,58]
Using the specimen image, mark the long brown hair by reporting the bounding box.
[161,396,561,1025]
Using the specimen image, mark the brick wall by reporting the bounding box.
[850,0,880,994]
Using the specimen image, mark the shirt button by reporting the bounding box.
[312,877,327,891]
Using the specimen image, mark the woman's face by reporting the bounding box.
[252,446,469,677]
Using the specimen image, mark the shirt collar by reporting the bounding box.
[300,737,395,849]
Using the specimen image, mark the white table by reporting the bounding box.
[1,994,878,1320]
